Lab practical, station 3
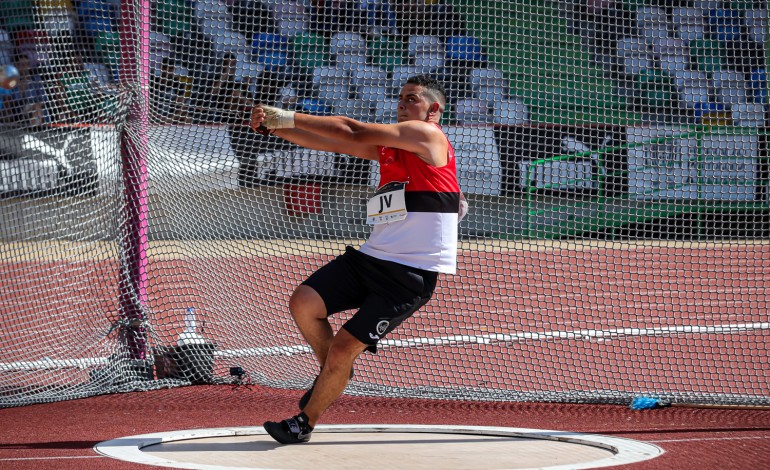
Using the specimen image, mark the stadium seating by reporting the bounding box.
[408,34,445,73]
[253,32,289,70]
[616,36,652,76]
[493,98,529,125]
[731,102,765,126]
[635,67,676,115]
[196,0,229,36]
[291,32,329,72]
[690,39,723,74]
[351,65,388,102]
[0,29,12,66]
[16,29,52,66]
[84,61,113,85]
[363,0,397,37]
[445,35,486,63]
[76,0,116,38]
[296,97,331,115]
[0,1,35,33]
[277,15,307,39]
[694,101,732,125]
[235,53,264,83]
[37,2,74,36]
[749,68,767,104]
[672,7,705,44]
[675,70,711,110]
[655,37,691,83]
[329,32,367,70]
[155,0,195,39]
[713,69,748,107]
[196,0,251,57]
[745,8,766,46]
[470,66,506,86]
[374,97,399,123]
[367,35,406,72]
[636,6,669,48]
[333,97,375,122]
[454,97,492,124]
[707,7,742,43]
[95,30,120,75]
[389,64,421,96]
[150,31,173,69]
[312,65,352,102]
[470,66,508,102]
[50,0,761,130]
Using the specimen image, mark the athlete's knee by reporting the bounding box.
[289,284,326,321]
[326,329,367,367]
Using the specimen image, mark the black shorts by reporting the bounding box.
[302,246,438,353]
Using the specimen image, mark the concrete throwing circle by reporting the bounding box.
[94,424,663,470]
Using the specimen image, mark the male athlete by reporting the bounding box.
[250,75,466,444]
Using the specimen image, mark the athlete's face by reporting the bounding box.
[396,84,438,123]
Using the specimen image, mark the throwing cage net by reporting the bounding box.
[1,0,768,408]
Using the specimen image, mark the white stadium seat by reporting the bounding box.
[454,97,492,124]
[493,98,529,125]
[713,70,748,107]
[732,103,765,127]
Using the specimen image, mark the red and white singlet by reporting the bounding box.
[359,128,461,274]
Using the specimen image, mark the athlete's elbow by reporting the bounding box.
[334,118,367,141]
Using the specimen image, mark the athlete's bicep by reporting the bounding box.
[274,128,380,161]
[355,122,447,166]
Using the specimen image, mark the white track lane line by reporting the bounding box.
[2,322,769,370]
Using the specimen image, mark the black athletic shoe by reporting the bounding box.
[299,368,354,410]
[264,412,313,444]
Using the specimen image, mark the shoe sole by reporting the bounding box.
[263,421,310,444]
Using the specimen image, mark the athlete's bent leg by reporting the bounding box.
[289,284,333,367]
[302,328,367,428]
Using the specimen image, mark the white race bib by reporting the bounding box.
[366,181,408,225]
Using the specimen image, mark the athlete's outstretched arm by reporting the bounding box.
[292,114,448,167]
[250,108,379,161]
[251,105,448,166]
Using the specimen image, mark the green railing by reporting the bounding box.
[522,126,770,239]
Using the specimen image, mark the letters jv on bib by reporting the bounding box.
[366,181,408,225]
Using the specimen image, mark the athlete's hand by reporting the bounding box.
[458,192,469,223]
[251,104,295,130]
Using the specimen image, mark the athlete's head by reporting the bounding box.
[398,75,447,123]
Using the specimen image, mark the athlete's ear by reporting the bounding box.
[428,102,439,115]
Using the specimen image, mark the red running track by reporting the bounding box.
[1,242,769,468]
[0,386,769,469]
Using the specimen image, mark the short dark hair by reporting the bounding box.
[406,75,447,106]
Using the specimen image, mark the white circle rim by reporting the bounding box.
[94,424,664,470]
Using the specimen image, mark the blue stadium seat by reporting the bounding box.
[76,0,116,37]
[708,8,741,43]
[296,97,331,115]
[253,33,289,70]
[693,102,727,122]
[750,68,767,104]
[446,35,486,63]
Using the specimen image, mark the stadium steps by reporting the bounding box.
[454,0,641,126]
